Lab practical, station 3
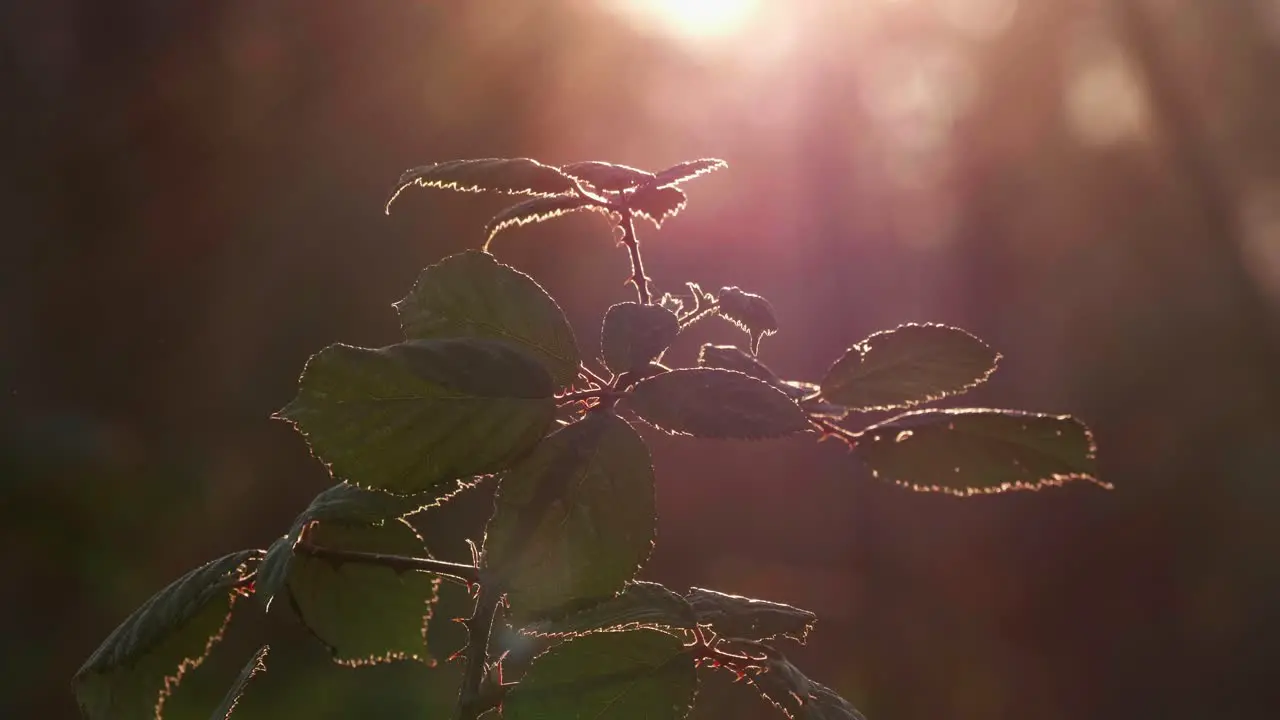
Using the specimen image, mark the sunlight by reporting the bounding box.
[604,0,759,40]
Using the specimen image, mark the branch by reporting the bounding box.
[618,211,651,305]
[294,542,479,588]
[557,388,625,404]
[456,584,502,720]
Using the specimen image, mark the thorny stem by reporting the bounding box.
[294,542,479,588]
[578,363,612,389]
[618,211,651,305]
[677,301,719,331]
[557,388,625,403]
[456,584,502,720]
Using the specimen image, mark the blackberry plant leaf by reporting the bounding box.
[504,629,697,720]
[255,482,446,612]
[209,646,268,720]
[561,160,655,191]
[521,581,697,638]
[277,338,556,495]
[602,302,681,375]
[73,550,262,720]
[716,287,779,354]
[686,587,816,644]
[483,194,610,250]
[483,411,656,624]
[627,369,810,439]
[820,324,1000,411]
[395,250,580,387]
[385,158,576,212]
[745,655,866,720]
[853,408,1107,494]
[653,158,728,187]
[271,519,440,665]
[630,185,687,228]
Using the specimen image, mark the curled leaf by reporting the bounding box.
[483,194,608,250]
[630,185,688,228]
[687,587,816,644]
[653,158,728,187]
[385,158,576,212]
[521,581,697,638]
[561,161,655,191]
[209,646,269,720]
[717,287,779,354]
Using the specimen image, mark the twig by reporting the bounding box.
[578,363,612,388]
[294,542,479,588]
[618,211,651,305]
[557,388,624,403]
[456,584,502,720]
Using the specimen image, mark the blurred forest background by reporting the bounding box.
[2,0,1278,718]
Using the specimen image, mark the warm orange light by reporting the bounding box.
[605,0,759,40]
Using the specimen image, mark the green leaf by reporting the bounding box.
[819,323,1000,411]
[385,158,576,212]
[626,369,810,439]
[853,408,1107,495]
[483,412,655,623]
[746,655,866,720]
[630,185,687,228]
[209,646,268,720]
[522,581,697,638]
[277,338,556,494]
[561,161,656,191]
[602,303,680,375]
[394,251,581,387]
[653,158,727,187]
[74,550,261,720]
[686,588,816,644]
[716,287,779,355]
[256,482,447,610]
[483,195,610,250]
[277,519,441,665]
[504,629,697,720]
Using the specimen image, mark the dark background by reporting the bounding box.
[3,0,1279,718]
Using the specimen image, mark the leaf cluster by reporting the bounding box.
[75,157,1105,720]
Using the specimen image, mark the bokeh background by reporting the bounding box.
[3,0,1279,718]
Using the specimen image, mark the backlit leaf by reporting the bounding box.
[395,251,581,387]
[385,158,576,212]
[278,519,440,665]
[277,338,556,495]
[74,550,261,720]
[717,287,778,355]
[483,195,610,250]
[483,412,655,624]
[853,408,1108,495]
[255,482,446,611]
[209,646,268,720]
[746,655,866,720]
[505,629,697,720]
[602,302,680,374]
[561,161,655,191]
[630,185,687,228]
[686,587,816,644]
[820,324,999,411]
[522,581,697,638]
[653,158,727,187]
[627,369,810,439]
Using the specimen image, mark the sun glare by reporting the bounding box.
[606,0,759,40]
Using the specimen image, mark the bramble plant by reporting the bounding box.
[74,157,1107,720]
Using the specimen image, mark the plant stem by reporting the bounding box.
[294,542,479,587]
[619,211,651,305]
[456,584,502,720]
[578,363,612,388]
[557,388,623,403]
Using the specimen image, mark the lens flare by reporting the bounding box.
[605,0,759,40]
